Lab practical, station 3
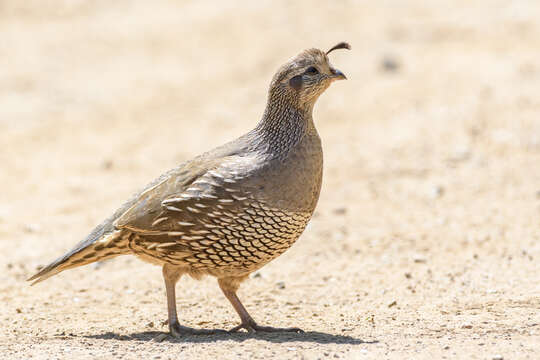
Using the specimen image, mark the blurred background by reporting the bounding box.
[1,1,540,358]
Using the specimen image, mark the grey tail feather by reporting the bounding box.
[27,165,171,285]
[27,229,130,285]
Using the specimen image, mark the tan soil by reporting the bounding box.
[1,1,540,359]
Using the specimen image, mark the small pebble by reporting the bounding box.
[102,159,114,170]
[449,146,471,162]
[276,281,286,289]
[380,55,400,72]
[492,356,503,360]
[23,224,40,233]
[388,300,397,308]
[429,185,445,199]
[461,322,473,329]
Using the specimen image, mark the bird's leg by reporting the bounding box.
[218,276,303,333]
[162,264,225,337]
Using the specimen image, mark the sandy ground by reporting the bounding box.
[1,1,540,359]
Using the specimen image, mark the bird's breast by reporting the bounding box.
[250,130,323,214]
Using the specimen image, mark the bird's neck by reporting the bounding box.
[252,92,315,154]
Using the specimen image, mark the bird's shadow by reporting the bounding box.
[85,330,375,345]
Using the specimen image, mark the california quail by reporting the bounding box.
[29,42,350,336]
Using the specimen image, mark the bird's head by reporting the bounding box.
[269,42,350,110]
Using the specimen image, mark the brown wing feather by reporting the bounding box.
[114,155,260,236]
[112,153,313,272]
[113,155,265,268]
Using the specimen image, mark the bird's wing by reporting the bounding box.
[113,154,260,235]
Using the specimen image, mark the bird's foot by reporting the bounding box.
[229,319,303,334]
[169,322,227,338]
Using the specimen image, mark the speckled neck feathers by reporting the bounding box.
[249,84,315,158]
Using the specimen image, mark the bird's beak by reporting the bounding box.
[330,68,347,80]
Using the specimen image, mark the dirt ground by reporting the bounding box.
[1,1,540,359]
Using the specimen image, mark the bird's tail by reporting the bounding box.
[27,230,131,285]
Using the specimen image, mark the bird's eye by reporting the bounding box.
[305,66,319,75]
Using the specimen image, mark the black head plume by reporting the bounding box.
[326,42,351,55]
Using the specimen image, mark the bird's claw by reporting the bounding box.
[169,322,227,337]
[229,320,303,334]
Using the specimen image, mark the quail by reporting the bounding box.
[29,42,350,336]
